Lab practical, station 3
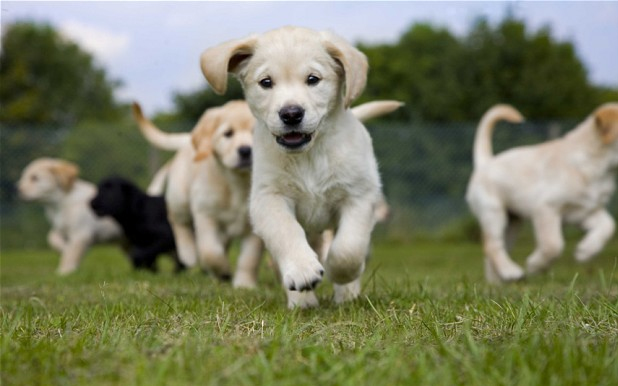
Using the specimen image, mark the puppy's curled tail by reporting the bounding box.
[473,104,524,168]
[132,102,191,151]
[146,161,171,196]
[351,100,404,122]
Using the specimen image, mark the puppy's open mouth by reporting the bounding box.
[275,132,313,149]
[235,160,252,170]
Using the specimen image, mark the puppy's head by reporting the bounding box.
[593,102,618,167]
[594,103,618,143]
[17,158,79,202]
[90,177,135,218]
[191,100,255,171]
[200,26,368,153]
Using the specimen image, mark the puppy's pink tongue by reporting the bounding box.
[283,132,305,144]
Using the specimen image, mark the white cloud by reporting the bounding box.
[59,20,129,64]
[6,1,615,113]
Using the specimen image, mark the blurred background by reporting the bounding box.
[2,1,617,249]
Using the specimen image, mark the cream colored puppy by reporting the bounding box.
[17,158,123,274]
[134,99,400,289]
[201,26,386,308]
[134,100,263,288]
[466,103,618,283]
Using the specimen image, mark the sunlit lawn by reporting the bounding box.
[1,236,617,386]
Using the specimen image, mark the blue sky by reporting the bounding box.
[2,1,617,115]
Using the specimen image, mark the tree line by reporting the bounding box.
[1,17,616,244]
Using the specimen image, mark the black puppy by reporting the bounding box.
[90,176,184,272]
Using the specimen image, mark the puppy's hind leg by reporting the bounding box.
[505,212,523,252]
[47,229,66,253]
[575,209,615,263]
[479,208,525,283]
[233,234,264,289]
[57,233,93,275]
[194,216,232,281]
[486,213,523,282]
[170,221,198,267]
[132,248,158,272]
[325,199,374,302]
[483,257,502,284]
[526,209,564,274]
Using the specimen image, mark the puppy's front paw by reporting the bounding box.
[56,266,76,276]
[287,290,319,309]
[574,241,600,263]
[333,280,361,304]
[487,258,524,283]
[526,255,551,274]
[498,261,525,282]
[232,272,258,289]
[57,260,78,276]
[280,255,324,292]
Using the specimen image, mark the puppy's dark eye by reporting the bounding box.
[259,77,273,89]
[224,129,234,138]
[30,175,39,182]
[307,75,321,86]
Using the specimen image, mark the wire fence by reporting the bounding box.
[2,118,616,249]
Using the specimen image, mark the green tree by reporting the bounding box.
[459,16,597,119]
[0,21,122,126]
[1,21,124,204]
[360,16,608,122]
[60,113,153,188]
[360,23,466,122]
[171,77,244,122]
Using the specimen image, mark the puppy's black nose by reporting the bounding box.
[279,105,304,125]
[238,146,252,159]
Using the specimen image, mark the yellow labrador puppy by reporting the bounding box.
[200,26,387,308]
[134,100,263,288]
[134,99,401,290]
[466,103,618,283]
[17,158,123,274]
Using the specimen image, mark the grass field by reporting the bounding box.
[1,237,617,386]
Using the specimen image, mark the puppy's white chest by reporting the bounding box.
[47,207,68,231]
[564,175,616,223]
[291,177,345,233]
[219,204,250,236]
[295,199,335,233]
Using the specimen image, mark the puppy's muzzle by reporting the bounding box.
[279,105,304,125]
[238,146,252,160]
[276,105,313,150]
[236,145,252,169]
[16,185,29,200]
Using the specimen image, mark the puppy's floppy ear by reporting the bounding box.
[594,103,618,144]
[192,107,222,161]
[200,36,258,95]
[49,160,79,192]
[321,31,369,108]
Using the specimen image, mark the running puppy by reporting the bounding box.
[90,176,184,272]
[466,103,618,283]
[133,100,264,288]
[133,99,400,289]
[201,26,386,308]
[17,158,124,274]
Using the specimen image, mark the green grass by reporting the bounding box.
[1,238,617,386]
